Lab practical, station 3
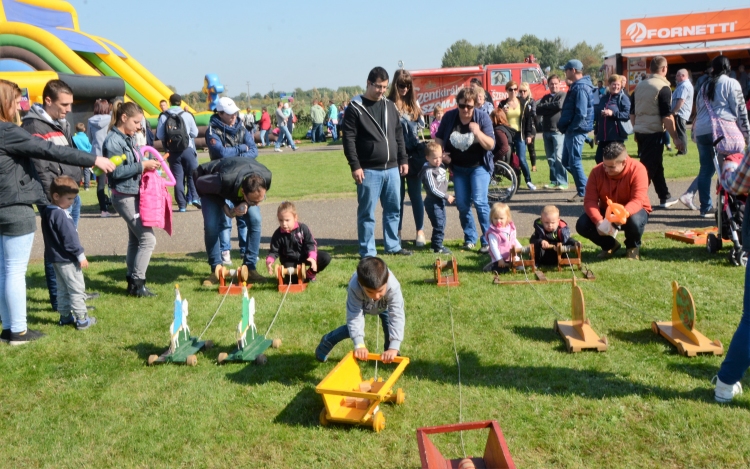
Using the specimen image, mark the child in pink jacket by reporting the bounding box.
[484,203,521,273]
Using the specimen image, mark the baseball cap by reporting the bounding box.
[216,97,240,114]
[564,59,583,71]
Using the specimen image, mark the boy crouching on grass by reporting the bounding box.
[315,257,404,363]
[529,205,581,267]
[40,176,96,330]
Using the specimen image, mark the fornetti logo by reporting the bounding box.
[626,22,647,43]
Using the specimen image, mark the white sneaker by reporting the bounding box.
[274,148,283,153]
[712,375,743,403]
[221,250,232,265]
[100,211,110,218]
[527,182,537,191]
[679,193,698,211]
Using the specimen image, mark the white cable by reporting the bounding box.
[374,313,379,381]
[198,279,233,340]
[446,277,466,458]
[518,254,565,319]
[265,270,292,337]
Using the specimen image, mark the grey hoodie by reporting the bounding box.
[87,114,111,157]
[346,270,405,351]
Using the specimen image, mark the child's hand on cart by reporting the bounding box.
[380,349,398,363]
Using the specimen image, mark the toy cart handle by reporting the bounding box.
[140,145,176,187]
[365,353,410,398]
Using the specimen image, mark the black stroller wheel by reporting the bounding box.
[706,233,722,254]
[732,249,748,267]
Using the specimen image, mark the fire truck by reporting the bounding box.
[411,56,559,115]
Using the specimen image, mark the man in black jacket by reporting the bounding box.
[342,66,411,258]
[194,157,271,285]
[22,79,91,312]
[536,74,568,190]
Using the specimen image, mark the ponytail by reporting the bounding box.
[109,100,142,131]
[706,55,731,102]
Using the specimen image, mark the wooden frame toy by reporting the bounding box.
[494,245,595,285]
[215,264,249,295]
[510,245,536,275]
[425,256,459,287]
[665,227,726,245]
[416,420,516,469]
[217,283,281,365]
[651,281,724,357]
[553,277,608,353]
[317,352,409,433]
[148,285,213,366]
[275,264,307,293]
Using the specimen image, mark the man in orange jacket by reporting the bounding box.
[575,141,651,260]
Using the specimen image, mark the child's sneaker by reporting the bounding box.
[433,246,452,254]
[75,316,97,330]
[9,329,45,346]
[58,314,75,326]
[221,250,232,265]
[0,328,10,343]
[315,337,333,363]
[712,375,742,403]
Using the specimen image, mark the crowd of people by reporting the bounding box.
[2,54,750,402]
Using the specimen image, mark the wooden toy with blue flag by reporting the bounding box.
[148,285,213,366]
[217,283,282,365]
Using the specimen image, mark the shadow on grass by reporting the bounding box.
[511,325,560,344]
[608,328,664,346]
[273,385,322,428]
[668,361,720,380]
[408,351,745,406]
[224,352,320,387]
[126,342,166,362]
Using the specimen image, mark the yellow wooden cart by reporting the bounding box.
[316,352,409,432]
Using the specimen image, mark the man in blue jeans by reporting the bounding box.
[194,157,270,285]
[536,74,569,190]
[157,93,200,211]
[342,66,412,258]
[274,101,297,152]
[557,60,595,202]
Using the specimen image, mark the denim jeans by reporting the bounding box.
[168,148,199,209]
[718,260,750,385]
[696,133,717,214]
[356,167,402,258]
[201,195,260,271]
[398,175,424,232]
[543,131,567,186]
[220,215,248,256]
[330,123,338,141]
[576,208,648,250]
[513,133,532,183]
[0,231,34,333]
[562,133,588,197]
[275,125,296,150]
[70,194,81,228]
[259,129,269,146]
[321,311,392,354]
[424,196,446,248]
[451,164,491,246]
[83,168,92,189]
[311,123,324,142]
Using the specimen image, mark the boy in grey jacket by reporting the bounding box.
[418,141,454,254]
[315,257,405,363]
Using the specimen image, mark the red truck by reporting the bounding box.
[411,58,563,115]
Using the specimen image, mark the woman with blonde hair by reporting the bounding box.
[0,81,114,345]
[500,80,536,190]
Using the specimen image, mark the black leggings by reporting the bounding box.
[281,250,331,274]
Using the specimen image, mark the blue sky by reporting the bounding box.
[70,0,748,95]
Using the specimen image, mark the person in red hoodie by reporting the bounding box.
[258,106,272,147]
[575,141,651,260]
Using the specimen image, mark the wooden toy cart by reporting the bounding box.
[416,420,516,469]
[665,227,725,245]
[426,256,459,286]
[217,288,282,365]
[316,352,409,432]
[553,277,608,353]
[652,281,723,357]
[494,244,595,285]
[276,264,307,293]
[215,265,249,295]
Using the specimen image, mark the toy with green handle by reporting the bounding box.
[93,154,124,176]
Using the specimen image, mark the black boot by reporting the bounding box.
[130,278,157,297]
[126,275,134,295]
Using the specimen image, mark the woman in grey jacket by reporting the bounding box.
[0,81,114,345]
[104,102,161,297]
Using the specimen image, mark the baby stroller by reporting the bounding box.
[706,138,746,266]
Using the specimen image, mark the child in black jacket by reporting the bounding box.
[529,205,581,266]
[265,202,330,281]
[40,176,96,330]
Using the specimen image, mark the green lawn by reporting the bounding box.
[3,234,749,468]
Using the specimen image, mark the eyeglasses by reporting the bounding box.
[397,83,411,90]
[457,104,474,110]
[507,87,518,92]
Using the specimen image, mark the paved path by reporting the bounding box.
[29,176,711,260]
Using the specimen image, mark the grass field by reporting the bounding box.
[3,233,749,468]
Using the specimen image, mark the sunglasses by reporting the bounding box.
[507,87,518,92]
[397,83,411,90]
[457,103,474,110]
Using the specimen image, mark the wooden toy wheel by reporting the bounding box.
[147,354,158,366]
[217,352,228,364]
[254,354,268,365]
[239,265,249,284]
[319,409,329,426]
[396,388,405,405]
[272,338,282,349]
[372,411,385,433]
[186,355,198,366]
[275,264,283,278]
[651,322,659,335]
[204,340,214,350]
[215,264,224,280]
